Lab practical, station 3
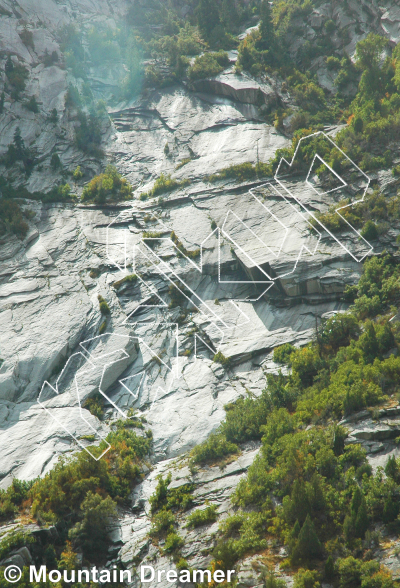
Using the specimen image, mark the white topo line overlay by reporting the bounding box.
[37,133,372,460]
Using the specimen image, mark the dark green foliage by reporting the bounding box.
[19,28,34,49]
[209,161,272,183]
[273,343,296,365]
[0,479,34,521]
[83,392,104,419]
[319,314,360,352]
[13,423,152,564]
[196,0,220,40]
[50,153,61,171]
[141,174,190,199]
[5,56,29,98]
[24,95,39,112]
[189,433,238,466]
[68,491,117,562]
[325,555,335,580]
[0,530,34,561]
[75,110,103,156]
[201,256,400,573]
[188,51,229,80]
[170,231,200,259]
[0,199,28,238]
[291,515,322,564]
[385,455,400,481]
[361,220,378,241]
[149,473,194,515]
[48,107,58,122]
[293,569,321,588]
[82,165,132,203]
[259,0,275,50]
[3,127,36,173]
[186,504,218,528]
[150,508,175,537]
[220,389,271,443]
[168,280,190,308]
[163,531,184,553]
[264,571,287,588]
[213,351,231,367]
[43,49,59,67]
[113,273,138,290]
[98,294,110,315]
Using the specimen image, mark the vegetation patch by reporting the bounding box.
[170,230,200,259]
[140,174,190,200]
[188,50,229,81]
[186,504,218,528]
[112,273,138,290]
[82,165,133,203]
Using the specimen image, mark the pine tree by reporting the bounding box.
[343,514,354,542]
[287,479,311,525]
[5,54,13,74]
[259,0,275,50]
[383,496,399,524]
[385,455,399,481]
[350,486,362,518]
[325,555,335,580]
[360,321,379,363]
[291,514,322,564]
[196,0,220,39]
[354,496,369,538]
[378,321,395,355]
[220,0,240,31]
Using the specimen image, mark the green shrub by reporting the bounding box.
[0,530,34,561]
[209,161,272,183]
[213,351,231,367]
[149,474,194,514]
[68,491,117,562]
[75,110,103,156]
[294,569,321,588]
[24,96,39,112]
[326,56,341,71]
[186,504,218,528]
[273,343,295,365]
[73,166,83,180]
[113,274,138,290]
[50,153,61,171]
[5,56,29,98]
[0,199,29,238]
[150,508,175,537]
[170,231,200,259]
[98,295,110,315]
[361,220,378,241]
[141,174,190,199]
[83,393,105,419]
[163,531,184,553]
[82,165,132,203]
[3,127,36,172]
[189,433,238,466]
[19,27,34,48]
[188,51,229,81]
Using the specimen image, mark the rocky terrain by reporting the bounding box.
[3,0,400,586]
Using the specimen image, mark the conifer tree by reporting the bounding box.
[259,0,275,50]
[354,496,368,538]
[196,0,220,39]
[291,514,322,564]
[385,455,399,481]
[361,321,379,363]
